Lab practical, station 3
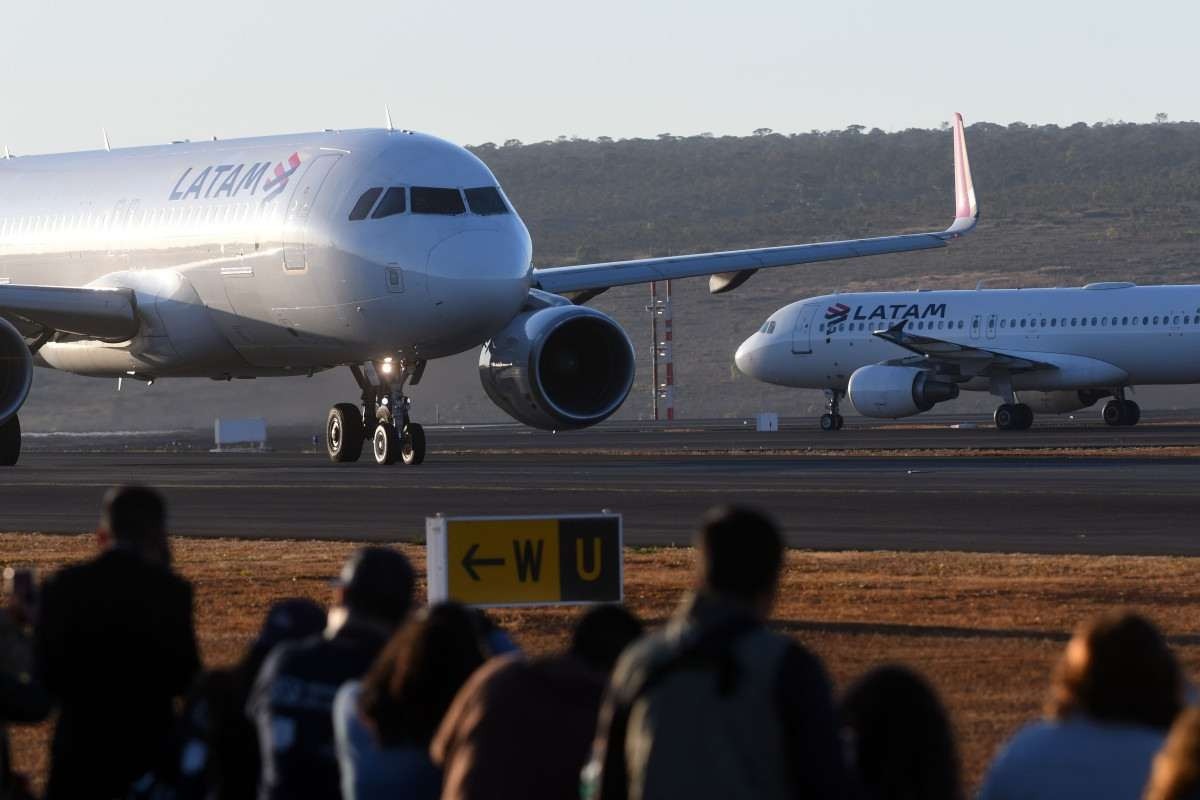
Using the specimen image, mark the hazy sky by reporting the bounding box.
[0,0,1193,155]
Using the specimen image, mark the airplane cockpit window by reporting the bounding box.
[372,187,407,219]
[759,320,776,334]
[349,188,383,221]
[465,187,510,216]
[411,187,466,215]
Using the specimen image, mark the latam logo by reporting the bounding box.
[826,302,948,327]
[168,152,303,203]
[825,303,851,324]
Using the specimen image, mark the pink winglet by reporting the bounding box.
[952,113,977,221]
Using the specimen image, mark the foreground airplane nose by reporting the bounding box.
[422,229,532,352]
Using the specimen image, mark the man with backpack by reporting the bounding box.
[585,505,851,800]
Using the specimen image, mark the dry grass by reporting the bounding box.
[7,534,1200,793]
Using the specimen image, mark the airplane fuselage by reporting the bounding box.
[737,283,1200,395]
[0,129,533,379]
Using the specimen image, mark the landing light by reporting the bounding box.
[380,358,394,376]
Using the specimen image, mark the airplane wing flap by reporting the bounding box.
[0,284,140,341]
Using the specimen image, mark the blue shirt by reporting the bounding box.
[332,681,441,800]
[978,717,1165,800]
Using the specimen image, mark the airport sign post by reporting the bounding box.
[426,514,622,607]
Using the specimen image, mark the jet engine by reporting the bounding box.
[0,316,33,427]
[479,304,635,430]
[847,365,959,419]
[1017,389,1108,414]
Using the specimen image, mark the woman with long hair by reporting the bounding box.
[333,602,489,800]
[841,665,962,800]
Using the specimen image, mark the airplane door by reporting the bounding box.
[970,314,981,339]
[282,154,342,271]
[986,313,997,339]
[791,303,818,354]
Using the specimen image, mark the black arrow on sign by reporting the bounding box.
[462,543,506,581]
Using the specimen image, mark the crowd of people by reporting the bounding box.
[1,486,1199,799]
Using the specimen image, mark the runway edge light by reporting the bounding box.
[426,513,623,607]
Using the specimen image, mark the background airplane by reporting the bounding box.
[734,131,1197,433]
[0,116,976,466]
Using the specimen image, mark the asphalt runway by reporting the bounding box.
[6,417,1200,555]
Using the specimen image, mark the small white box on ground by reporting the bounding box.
[755,412,779,432]
[213,418,268,451]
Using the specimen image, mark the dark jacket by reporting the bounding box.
[34,547,201,800]
[590,592,851,800]
[246,619,389,800]
[432,653,607,800]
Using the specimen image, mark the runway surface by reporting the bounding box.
[7,416,1200,555]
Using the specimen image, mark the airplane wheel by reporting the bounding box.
[1125,401,1141,426]
[994,404,1017,431]
[373,422,401,465]
[819,413,837,432]
[1014,403,1034,430]
[1102,399,1125,427]
[0,414,20,466]
[833,414,845,431]
[327,403,364,463]
[401,423,426,466]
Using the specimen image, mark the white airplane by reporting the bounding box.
[0,115,977,466]
[735,127,1192,431]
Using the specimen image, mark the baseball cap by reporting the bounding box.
[336,547,415,625]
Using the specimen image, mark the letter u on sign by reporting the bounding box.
[576,538,602,582]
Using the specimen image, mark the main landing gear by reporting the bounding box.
[819,389,845,431]
[1102,396,1140,427]
[993,403,1034,431]
[0,415,19,466]
[326,359,427,466]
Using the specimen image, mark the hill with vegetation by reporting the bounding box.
[28,120,1200,432]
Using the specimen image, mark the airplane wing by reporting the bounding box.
[0,284,139,341]
[872,321,1058,372]
[532,112,979,302]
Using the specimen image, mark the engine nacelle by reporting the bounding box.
[0,317,33,425]
[848,365,960,419]
[480,304,635,430]
[1017,389,1108,414]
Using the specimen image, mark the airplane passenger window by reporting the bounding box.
[465,187,510,215]
[1020,320,1026,328]
[371,187,407,219]
[1051,319,1057,327]
[1174,316,1181,324]
[1040,319,1047,327]
[411,187,466,215]
[1153,316,1160,325]
[957,321,964,329]
[1000,319,1007,328]
[1091,317,1098,326]
[818,323,825,331]
[349,188,383,221]
[1143,316,1149,325]
[1122,317,1129,325]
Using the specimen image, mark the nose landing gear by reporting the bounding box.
[326,359,427,465]
[819,389,845,431]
